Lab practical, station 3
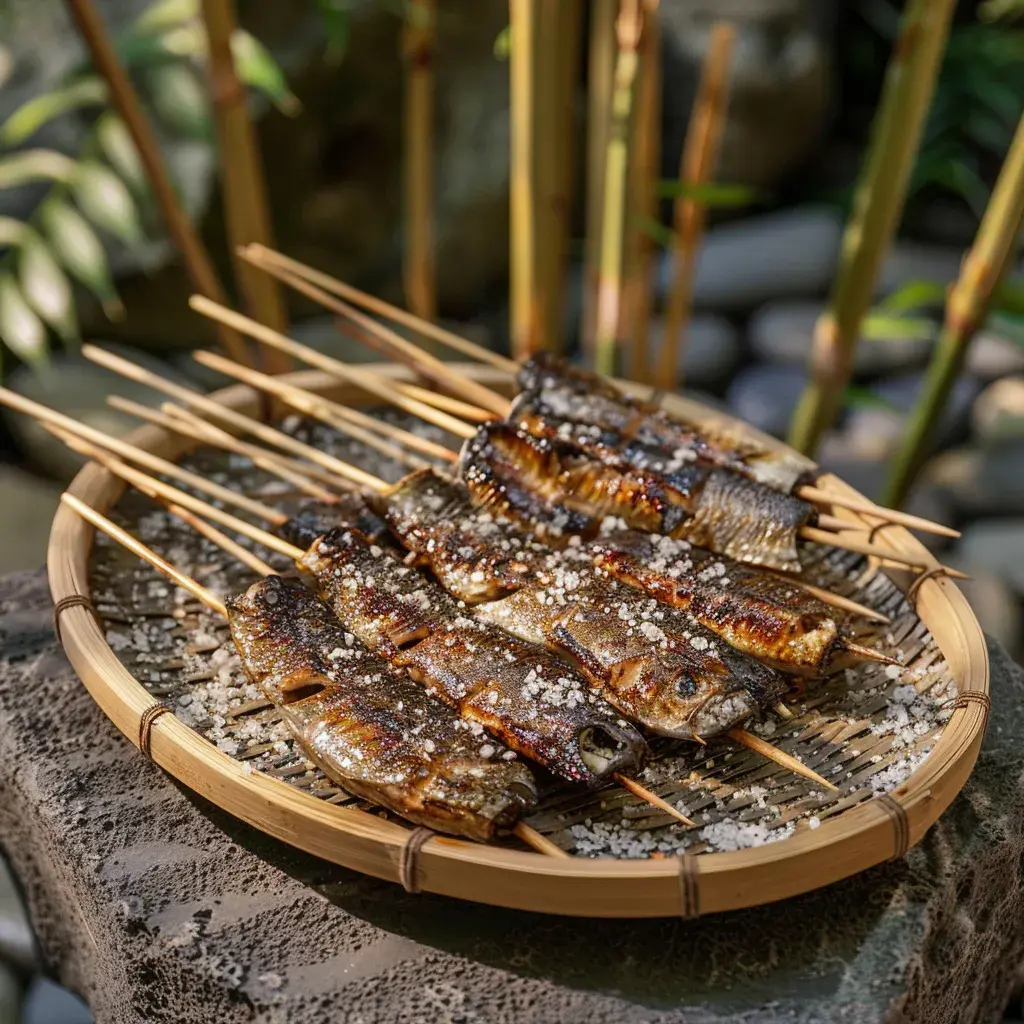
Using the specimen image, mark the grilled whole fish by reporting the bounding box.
[589,530,843,674]
[300,528,647,785]
[227,574,537,840]
[374,470,535,601]
[475,565,787,739]
[278,492,390,549]
[464,422,813,573]
[515,353,812,494]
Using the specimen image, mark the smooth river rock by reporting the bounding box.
[657,206,843,313]
[724,364,808,438]
[2,567,1024,1024]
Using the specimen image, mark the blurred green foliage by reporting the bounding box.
[0,0,295,379]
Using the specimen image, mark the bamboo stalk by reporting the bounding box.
[534,0,582,358]
[658,21,735,392]
[624,0,661,384]
[509,0,539,359]
[593,0,644,376]
[403,0,437,324]
[200,0,291,374]
[787,0,957,458]
[884,113,1024,508]
[63,0,250,365]
[581,0,617,364]
[241,244,517,372]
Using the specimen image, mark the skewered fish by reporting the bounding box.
[370,464,864,675]
[468,419,814,572]
[227,573,538,840]
[515,352,812,494]
[300,528,649,782]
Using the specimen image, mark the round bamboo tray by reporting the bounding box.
[47,364,989,918]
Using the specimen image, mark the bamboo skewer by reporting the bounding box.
[61,458,689,829]
[234,254,509,417]
[60,492,561,859]
[192,351,434,472]
[240,244,517,373]
[200,0,291,375]
[187,296,479,439]
[659,21,736,392]
[64,0,250,366]
[727,729,839,792]
[193,350,458,465]
[62,493,229,618]
[106,396,340,503]
[796,486,960,540]
[52,426,277,577]
[81,344,391,494]
[393,383,496,424]
[0,385,284,521]
[54,431,818,808]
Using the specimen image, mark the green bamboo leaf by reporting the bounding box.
[0,78,108,146]
[0,217,27,248]
[94,113,147,193]
[130,0,198,35]
[493,24,511,60]
[143,63,210,139]
[18,231,78,345]
[879,278,947,313]
[0,274,50,371]
[72,161,144,244]
[861,313,935,340]
[0,149,78,190]
[231,30,300,115]
[637,215,676,249]
[843,385,900,412]
[994,278,1024,316]
[37,200,124,320]
[988,311,1024,347]
[655,180,765,206]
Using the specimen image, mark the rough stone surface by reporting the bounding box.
[0,468,61,576]
[1,567,1023,1023]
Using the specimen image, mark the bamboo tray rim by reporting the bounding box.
[46,364,989,918]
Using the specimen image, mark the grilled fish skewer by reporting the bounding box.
[55,439,830,790]
[61,494,543,846]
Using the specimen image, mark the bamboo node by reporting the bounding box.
[52,593,101,645]
[399,826,434,893]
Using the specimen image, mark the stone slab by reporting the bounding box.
[1,567,1023,1024]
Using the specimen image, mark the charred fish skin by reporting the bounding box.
[303,528,647,786]
[475,568,786,739]
[299,528,456,652]
[372,469,535,603]
[516,353,813,494]
[227,575,537,841]
[278,493,390,549]
[591,532,844,674]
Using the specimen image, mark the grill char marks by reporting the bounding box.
[374,471,536,602]
[301,528,647,786]
[475,565,786,740]
[227,575,537,840]
[279,492,390,549]
[465,421,813,573]
[591,532,842,674]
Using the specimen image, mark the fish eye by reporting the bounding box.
[675,672,698,697]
